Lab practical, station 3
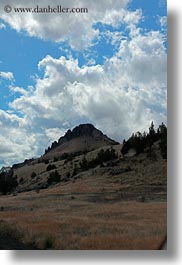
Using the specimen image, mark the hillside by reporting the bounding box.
[0,123,167,249]
[0,123,166,198]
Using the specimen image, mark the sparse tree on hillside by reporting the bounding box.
[46,164,56,171]
[121,122,167,159]
[31,172,36,179]
[0,170,18,195]
[158,123,167,159]
[47,170,60,185]
[79,156,88,170]
[147,121,157,149]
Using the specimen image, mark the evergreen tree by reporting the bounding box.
[79,156,88,170]
[148,121,156,145]
[158,123,167,159]
[121,122,167,158]
[0,170,18,195]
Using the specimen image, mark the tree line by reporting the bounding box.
[121,122,167,159]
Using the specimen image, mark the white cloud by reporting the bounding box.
[0,109,48,166]
[8,27,166,152]
[0,71,14,81]
[101,8,142,28]
[0,0,130,49]
[86,58,96,66]
[45,128,66,145]
[9,86,28,95]
[0,23,6,29]
[159,16,167,29]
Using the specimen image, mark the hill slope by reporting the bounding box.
[0,123,167,250]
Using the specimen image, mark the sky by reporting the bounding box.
[0,0,167,167]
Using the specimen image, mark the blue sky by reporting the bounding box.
[0,0,167,167]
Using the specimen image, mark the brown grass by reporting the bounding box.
[0,180,166,249]
[0,129,167,250]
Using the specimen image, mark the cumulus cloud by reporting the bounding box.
[9,86,28,95]
[0,71,14,81]
[45,128,66,145]
[101,8,142,28]
[0,0,130,49]
[0,23,6,29]
[9,27,167,145]
[0,109,49,166]
[158,16,167,30]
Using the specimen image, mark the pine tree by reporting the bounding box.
[0,170,18,195]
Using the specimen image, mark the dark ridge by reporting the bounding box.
[12,158,35,170]
[6,158,36,172]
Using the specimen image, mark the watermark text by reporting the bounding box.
[4,5,88,14]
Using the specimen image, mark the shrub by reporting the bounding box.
[19,177,24,184]
[43,236,54,249]
[72,165,78,177]
[79,156,88,170]
[47,170,60,185]
[0,206,4,211]
[46,164,56,171]
[79,148,117,171]
[96,147,117,163]
[0,170,18,195]
[31,172,37,179]
[66,172,70,178]
[35,188,40,193]
[53,157,58,162]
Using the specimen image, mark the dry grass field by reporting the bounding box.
[0,169,167,250]
[0,128,167,250]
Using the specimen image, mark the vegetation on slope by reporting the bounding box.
[0,169,18,195]
[121,122,167,159]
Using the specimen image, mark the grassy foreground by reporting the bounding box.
[0,175,166,250]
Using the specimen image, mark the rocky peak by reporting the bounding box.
[45,124,113,155]
[57,124,103,145]
[65,124,102,140]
